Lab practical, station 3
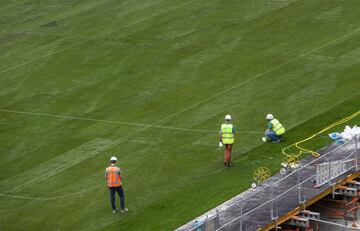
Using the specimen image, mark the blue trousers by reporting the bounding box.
[265,130,282,142]
[109,186,125,210]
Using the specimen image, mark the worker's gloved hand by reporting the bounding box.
[219,141,223,147]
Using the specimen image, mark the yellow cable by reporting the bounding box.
[282,110,360,158]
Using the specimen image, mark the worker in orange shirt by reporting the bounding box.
[105,156,128,213]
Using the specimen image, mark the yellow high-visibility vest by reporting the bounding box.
[270,119,285,135]
[221,123,234,144]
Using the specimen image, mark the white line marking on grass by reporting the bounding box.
[0,102,261,197]
[0,90,240,197]
[0,109,263,134]
[1,28,357,200]
[0,1,194,75]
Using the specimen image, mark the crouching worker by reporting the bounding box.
[105,156,128,213]
[264,114,285,143]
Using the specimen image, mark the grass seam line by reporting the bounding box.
[148,27,360,125]
[0,183,103,200]
[2,25,359,134]
[0,0,194,75]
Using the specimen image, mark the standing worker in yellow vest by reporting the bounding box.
[219,114,235,167]
[263,114,285,143]
[105,156,128,213]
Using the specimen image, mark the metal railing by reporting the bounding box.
[186,135,359,231]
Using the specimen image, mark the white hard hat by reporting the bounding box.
[225,114,232,120]
[266,114,274,120]
[110,156,117,162]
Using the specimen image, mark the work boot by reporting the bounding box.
[112,209,117,213]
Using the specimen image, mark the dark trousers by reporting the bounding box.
[109,186,125,210]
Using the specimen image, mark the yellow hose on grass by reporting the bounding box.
[282,110,360,158]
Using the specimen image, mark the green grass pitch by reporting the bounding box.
[0,0,360,230]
